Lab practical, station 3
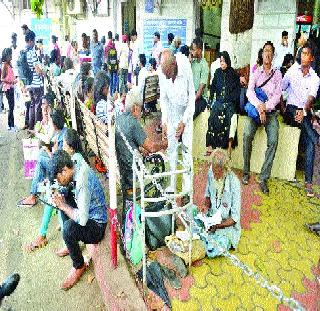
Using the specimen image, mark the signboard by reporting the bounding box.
[143,19,187,59]
[296,15,313,24]
[31,18,52,54]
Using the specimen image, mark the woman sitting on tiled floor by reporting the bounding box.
[195,148,242,257]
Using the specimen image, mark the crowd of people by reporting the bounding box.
[1,23,320,298]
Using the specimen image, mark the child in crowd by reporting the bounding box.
[148,57,157,74]
[280,53,294,77]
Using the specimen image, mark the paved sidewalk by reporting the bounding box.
[143,116,320,310]
[0,112,146,311]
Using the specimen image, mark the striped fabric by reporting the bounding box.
[78,50,92,64]
[26,47,43,88]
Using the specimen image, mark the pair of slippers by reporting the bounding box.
[16,198,37,208]
[160,254,188,290]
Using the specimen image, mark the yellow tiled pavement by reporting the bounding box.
[172,179,320,310]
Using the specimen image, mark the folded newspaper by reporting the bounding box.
[195,210,222,231]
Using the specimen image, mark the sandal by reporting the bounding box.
[17,197,37,208]
[305,183,315,198]
[25,236,48,253]
[55,247,69,257]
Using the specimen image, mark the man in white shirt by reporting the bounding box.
[56,58,77,94]
[118,35,130,94]
[274,31,293,69]
[137,54,148,96]
[160,49,195,193]
[130,29,141,85]
[152,32,163,66]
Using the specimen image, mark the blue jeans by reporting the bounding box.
[62,218,106,268]
[92,64,102,76]
[301,117,318,183]
[285,105,318,183]
[109,72,118,96]
[30,149,51,195]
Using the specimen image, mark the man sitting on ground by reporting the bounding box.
[51,150,107,290]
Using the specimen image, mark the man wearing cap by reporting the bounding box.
[152,32,163,66]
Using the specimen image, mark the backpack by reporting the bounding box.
[17,50,33,85]
[107,47,118,72]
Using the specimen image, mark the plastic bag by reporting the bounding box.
[22,138,39,179]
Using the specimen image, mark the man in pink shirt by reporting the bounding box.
[242,41,282,194]
[282,41,320,197]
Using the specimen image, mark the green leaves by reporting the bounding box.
[31,0,44,18]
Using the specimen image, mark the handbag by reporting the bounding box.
[244,70,275,124]
[145,202,173,251]
[165,235,206,264]
[22,138,40,179]
[124,201,143,265]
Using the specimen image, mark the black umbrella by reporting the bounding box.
[137,262,171,309]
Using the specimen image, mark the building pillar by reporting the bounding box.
[220,0,253,69]
[314,0,320,26]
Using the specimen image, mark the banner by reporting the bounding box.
[31,18,52,54]
[143,19,187,59]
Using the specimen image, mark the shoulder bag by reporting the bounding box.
[244,70,275,124]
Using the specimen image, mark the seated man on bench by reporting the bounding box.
[115,87,168,230]
[51,150,107,290]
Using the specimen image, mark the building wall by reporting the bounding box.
[219,0,253,69]
[69,1,116,43]
[250,0,297,68]
[220,0,297,70]
[136,0,195,52]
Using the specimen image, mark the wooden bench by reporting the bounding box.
[193,110,301,181]
[143,75,160,106]
[76,98,110,168]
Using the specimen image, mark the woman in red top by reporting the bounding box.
[1,48,17,130]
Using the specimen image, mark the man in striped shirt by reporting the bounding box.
[25,31,44,130]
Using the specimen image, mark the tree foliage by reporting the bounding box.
[31,0,45,18]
